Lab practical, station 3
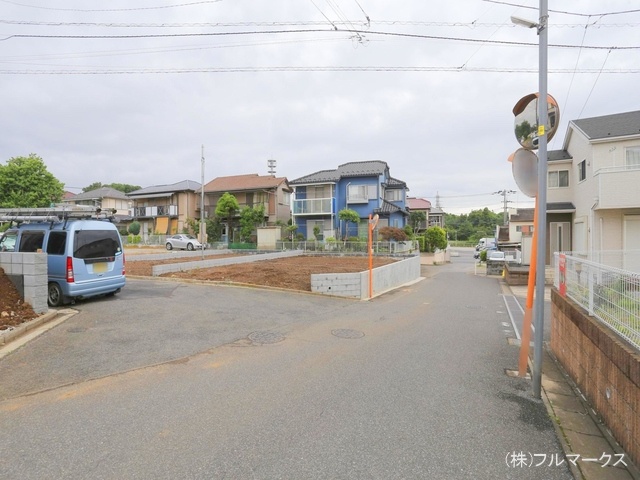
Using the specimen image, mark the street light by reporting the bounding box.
[511,1,548,399]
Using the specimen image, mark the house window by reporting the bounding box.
[516,225,534,233]
[548,170,569,188]
[626,146,640,168]
[347,185,376,203]
[283,192,291,206]
[384,189,402,202]
[578,160,586,182]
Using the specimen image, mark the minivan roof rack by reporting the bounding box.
[0,205,117,224]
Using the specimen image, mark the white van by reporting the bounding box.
[0,210,125,306]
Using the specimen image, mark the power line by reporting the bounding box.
[0,0,222,12]
[2,28,639,50]
[1,66,638,75]
[481,0,640,17]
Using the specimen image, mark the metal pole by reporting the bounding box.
[201,145,205,260]
[532,0,548,399]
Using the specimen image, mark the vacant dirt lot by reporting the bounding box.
[0,268,38,331]
[129,254,397,291]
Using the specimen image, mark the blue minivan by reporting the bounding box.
[0,218,125,306]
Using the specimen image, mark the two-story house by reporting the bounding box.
[546,110,640,269]
[62,187,131,227]
[406,197,431,232]
[127,180,201,236]
[290,161,409,240]
[198,174,292,242]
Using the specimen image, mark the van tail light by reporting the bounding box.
[122,254,126,276]
[66,256,75,283]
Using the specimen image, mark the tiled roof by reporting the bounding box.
[572,110,640,140]
[128,180,200,197]
[374,199,409,216]
[68,187,129,201]
[407,197,432,210]
[290,161,390,185]
[511,208,534,222]
[385,176,407,189]
[200,174,290,193]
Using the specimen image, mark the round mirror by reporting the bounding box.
[509,148,538,198]
[513,93,559,150]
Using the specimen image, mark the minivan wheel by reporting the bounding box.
[187,243,194,251]
[48,282,65,307]
[166,242,173,250]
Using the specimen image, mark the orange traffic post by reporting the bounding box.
[368,214,373,299]
[518,196,538,377]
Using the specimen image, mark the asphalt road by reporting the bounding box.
[0,250,572,479]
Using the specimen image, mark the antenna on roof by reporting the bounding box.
[267,158,277,176]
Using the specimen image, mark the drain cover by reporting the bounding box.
[331,329,364,339]
[247,331,285,345]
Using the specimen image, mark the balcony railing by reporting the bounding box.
[292,197,334,215]
[131,205,178,218]
[595,166,640,209]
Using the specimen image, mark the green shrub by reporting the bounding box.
[480,249,488,262]
[128,234,142,244]
[128,221,141,235]
[379,226,408,241]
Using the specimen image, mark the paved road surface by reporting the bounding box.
[0,250,572,479]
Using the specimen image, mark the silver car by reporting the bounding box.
[165,234,203,251]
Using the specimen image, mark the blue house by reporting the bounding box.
[290,161,409,240]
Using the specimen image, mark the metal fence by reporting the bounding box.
[276,240,420,255]
[554,252,640,351]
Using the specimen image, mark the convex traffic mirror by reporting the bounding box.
[509,148,538,198]
[513,93,559,150]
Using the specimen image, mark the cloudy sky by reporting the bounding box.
[1,0,638,213]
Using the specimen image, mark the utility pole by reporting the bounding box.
[494,189,516,225]
[201,145,205,260]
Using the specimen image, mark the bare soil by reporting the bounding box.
[0,268,38,331]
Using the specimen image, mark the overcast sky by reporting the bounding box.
[1,0,638,214]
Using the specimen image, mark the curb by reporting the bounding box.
[0,309,77,359]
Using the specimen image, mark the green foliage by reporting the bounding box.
[480,249,488,262]
[416,236,427,252]
[425,226,448,252]
[379,226,408,242]
[338,208,360,237]
[295,232,305,241]
[128,221,141,235]
[239,204,265,241]
[444,208,501,242]
[82,182,141,193]
[205,217,224,242]
[285,224,298,240]
[409,210,427,232]
[215,192,240,232]
[313,225,321,240]
[127,234,142,244]
[0,154,64,208]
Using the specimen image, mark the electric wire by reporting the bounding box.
[481,0,640,18]
[0,0,222,12]
[577,48,613,119]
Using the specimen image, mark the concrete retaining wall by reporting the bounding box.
[151,250,303,276]
[0,252,48,313]
[551,289,640,467]
[311,255,421,300]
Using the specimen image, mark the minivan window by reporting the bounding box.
[74,230,121,259]
[47,231,67,255]
[19,231,45,252]
[0,231,17,252]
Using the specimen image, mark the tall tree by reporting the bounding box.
[215,192,240,239]
[338,208,360,239]
[0,154,64,208]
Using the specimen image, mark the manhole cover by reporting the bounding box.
[247,331,285,345]
[331,329,365,339]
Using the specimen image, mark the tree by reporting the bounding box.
[338,208,360,239]
[379,226,408,242]
[425,226,448,252]
[215,192,240,239]
[0,154,64,208]
[239,204,265,242]
[409,211,427,232]
[82,182,141,193]
[128,221,141,235]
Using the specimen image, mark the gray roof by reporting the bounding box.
[69,187,129,201]
[128,180,201,197]
[511,208,534,222]
[290,161,390,185]
[384,176,407,189]
[548,202,575,212]
[571,110,640,140]
[548,150,572,161]
[374,199,409,216]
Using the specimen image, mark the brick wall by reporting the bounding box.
[551,289,640,467]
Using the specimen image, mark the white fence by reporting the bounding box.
[276,240,420,255]
[554,251,640,351]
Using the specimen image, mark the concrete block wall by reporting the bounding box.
[311,255,421,299]
[151,250,303,276]
[551,289,640,468]
[0,252,48,314]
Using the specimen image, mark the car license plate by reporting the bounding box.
[93,262,107,273]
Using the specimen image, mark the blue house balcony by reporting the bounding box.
[293,197,335,215]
